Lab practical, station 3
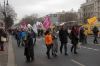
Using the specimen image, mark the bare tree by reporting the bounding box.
[59,11,78,22]
[0,2,17,29]
[20,14,38,25]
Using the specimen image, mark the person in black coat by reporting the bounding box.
[70,26,79,54]
[59,26,69,55]
[24,33,34,62]
[0,29,7,51]
[79,27,85,44]
[93,26,99,44]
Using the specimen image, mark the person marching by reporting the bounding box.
[24,33,34,62]
[70,26,79,54]
[44,30,53,59]
[93,26,99,44]
[52,27,58,57]
[16,30,20,47]
[30,29,36,46]
[79,27,85,45]
[59,26,69,55]
[0,28,7,51]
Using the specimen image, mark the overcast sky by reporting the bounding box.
[0,0,86,23]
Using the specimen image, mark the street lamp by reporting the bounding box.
[3,0,9,18]
[3,0,9,29]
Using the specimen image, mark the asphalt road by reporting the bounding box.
[12,36,100,66]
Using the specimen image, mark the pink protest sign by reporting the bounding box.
[43,16,51,30]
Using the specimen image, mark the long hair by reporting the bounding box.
[71,26,75,32]
[71,26,78,36]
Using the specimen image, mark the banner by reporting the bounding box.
[20,20,28,30]
[43,16,51,30]
[36,21,43,29]
[32,24,38,33]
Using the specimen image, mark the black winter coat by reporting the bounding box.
[24,37,34,57]
[70,31,78,44]
[59,29,69,43]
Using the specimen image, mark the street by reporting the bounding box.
[12,36,100,66]
[1,0,100,66]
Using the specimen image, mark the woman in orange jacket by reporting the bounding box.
[45,30,53,59]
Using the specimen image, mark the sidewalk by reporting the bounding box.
[0,41,8,66]
[0,35,16,66]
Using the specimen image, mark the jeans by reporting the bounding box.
[60,42,67,54]
[71,43,77,53]
[46,44,53,58]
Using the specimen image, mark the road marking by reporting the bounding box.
[87,48,92,49]
[71,59,86,66]
[81,45,99,51]
[95,44,100,45]
[93,49,99,51]
[68,43,100,51]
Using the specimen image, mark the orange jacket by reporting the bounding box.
[45,34,53,45]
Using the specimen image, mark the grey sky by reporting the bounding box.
[0,0,85,23]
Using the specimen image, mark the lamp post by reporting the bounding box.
[3,0,9,17]
[3,0,9,29]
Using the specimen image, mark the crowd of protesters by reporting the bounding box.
[9,24,99,62]
[44,25,99,59]
[12,29,36,62]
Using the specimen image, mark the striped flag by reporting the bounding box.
[43,16,51,30]
[20,20,28,30]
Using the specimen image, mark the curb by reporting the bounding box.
[7,36,16,66]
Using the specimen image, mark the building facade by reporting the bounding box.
[79,0,100,23]
[48,14,59,25]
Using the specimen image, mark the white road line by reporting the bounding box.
[71,59,86,66]
[87,48,93,49]
[93,49,99,51]
[95,44,100,45]
[82,47,100,51]
[68,43,100,51]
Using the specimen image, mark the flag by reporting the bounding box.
[88,16,97,25]
[32,24,38,33]
[43,16,51,30]
[36,21,43,29]
[20,20,28,30]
